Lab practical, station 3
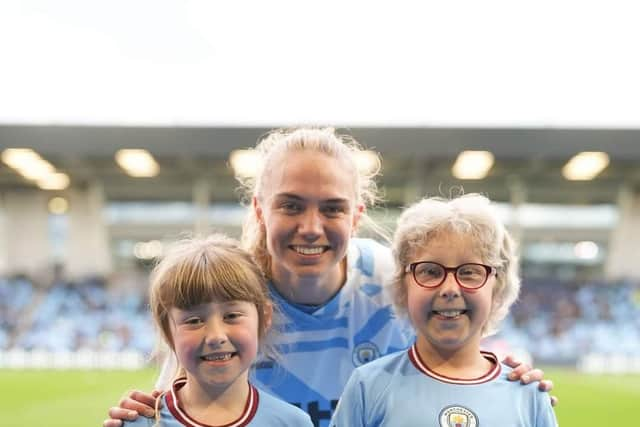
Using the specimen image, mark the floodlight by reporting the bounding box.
[562,152,609,181]
[48,197,69,215]
[37,172,70,190]
[452,151,494,180]
[229,149,259,178]
[115,149,159,177]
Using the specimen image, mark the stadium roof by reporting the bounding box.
[1,125,638,205]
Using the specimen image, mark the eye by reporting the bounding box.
[322,204,347,217]
[414,262,444,281]
[224,312,243,322]
[280,201,303,214]
[458,264,484,278]
[183,316,203,325]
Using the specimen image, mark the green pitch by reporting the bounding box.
[1,367,637,426]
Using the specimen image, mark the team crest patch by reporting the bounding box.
[438,405,478,427]
[352,342,380,366]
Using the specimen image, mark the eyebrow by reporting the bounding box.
[273,193,350,204]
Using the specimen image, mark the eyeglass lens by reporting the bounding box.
[413,262,488,288]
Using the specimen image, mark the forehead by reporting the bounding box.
[409,230,484,263]
[263,150,357,202]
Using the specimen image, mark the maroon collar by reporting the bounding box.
[408,343,502,385]
[165,378,259,427]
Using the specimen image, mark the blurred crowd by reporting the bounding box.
[3,274,640,363]
[1,275,154,354]
[496,278,640,362]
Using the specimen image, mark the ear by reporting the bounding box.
[253,196,264,224]
[352,203,365,232]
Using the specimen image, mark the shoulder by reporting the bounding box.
[499,364,557,426]
[347,350,408,392]
[357,349,407,375]
[256,388,313,425]
[337,351,409,422]
[348,238,393,278]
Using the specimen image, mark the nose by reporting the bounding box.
[438,271,461,300]
[205,319,227,346]
[298,209,323,240]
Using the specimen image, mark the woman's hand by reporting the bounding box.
[102,390,162,427]
[502,354,558,406]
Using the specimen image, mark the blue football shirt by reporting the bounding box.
[123,377,312,427]
[331,344,557,427]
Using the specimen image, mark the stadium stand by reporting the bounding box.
[3,274,639,369]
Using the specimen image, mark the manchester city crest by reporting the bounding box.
[438,405,478,427]
[352,341,380,366]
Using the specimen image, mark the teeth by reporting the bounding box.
[293,246,325,255]
[202,353,233,361]
[437,310,463,318]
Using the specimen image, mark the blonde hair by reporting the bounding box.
[149,234,272,377]
[237,127,386,278]
[390,194,520,337]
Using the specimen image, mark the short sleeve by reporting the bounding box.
[330,369,366,427]
[535,390,558,427]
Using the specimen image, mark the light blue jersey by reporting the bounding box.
[123,378,312,427]
[331,344,557,427]
[252,238,413,427]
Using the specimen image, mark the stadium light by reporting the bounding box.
[115,149,159,177]
[48,197,69,215]
[574,241,599,260]
[2,148,69,189]
[37,172,70,190]
[562,152,610,181]
[1,148,41,169]
[134,240,163,260]
[15,158,55,181]
[452,151,495,180]
[229,149,260,178]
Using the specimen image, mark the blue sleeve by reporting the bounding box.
[122,417,154,427]
[535,390,558,427]
[330,370,366,427]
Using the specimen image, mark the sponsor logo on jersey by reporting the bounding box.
[352,341,380,366]
[439,405,478,427]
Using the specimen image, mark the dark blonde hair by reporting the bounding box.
[390,194,520,337]
[237,127,385,278]
[149,234,271,358]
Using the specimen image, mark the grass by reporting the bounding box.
[544,367,640,426]
[0,368,157,427]
[1,367,637,426]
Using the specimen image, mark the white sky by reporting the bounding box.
[1,0,639,127]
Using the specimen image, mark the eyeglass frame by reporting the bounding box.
[404,261,497,290]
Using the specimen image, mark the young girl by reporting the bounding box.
[123,234,312,426]
[331,194,558,426]
[106,128,553,427]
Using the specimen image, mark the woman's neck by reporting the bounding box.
[415,337,493,379]
[271,259,347,305]
[178,374,250,425]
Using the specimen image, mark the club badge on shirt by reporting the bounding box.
[439,405,478,427]
[352,341,380,366]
